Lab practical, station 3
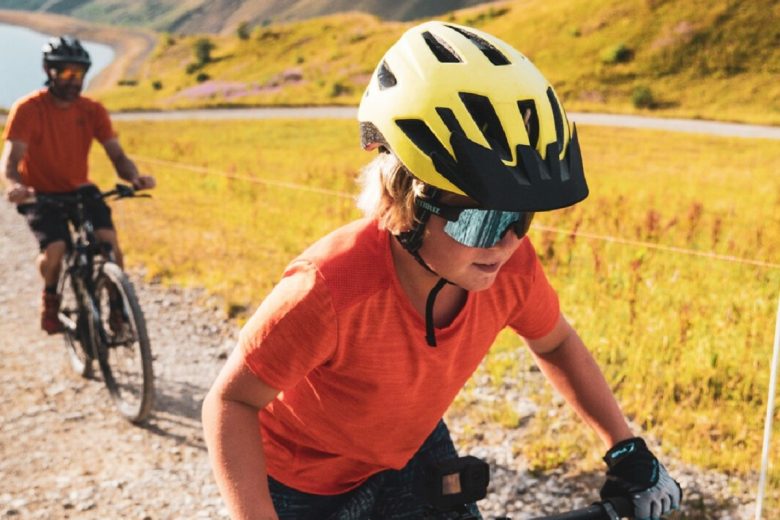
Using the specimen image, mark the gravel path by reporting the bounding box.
[0,199,757,519]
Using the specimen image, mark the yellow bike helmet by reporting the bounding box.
[358,21,587,212]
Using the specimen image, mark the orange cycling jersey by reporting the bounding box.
[239,218,560,495]
[2,89,116,193]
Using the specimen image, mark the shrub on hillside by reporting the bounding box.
[632,85,656,108]
[151,80,163,90]
[196,72,210,83]
[600,43,634,64]
[237,21,251,40]
[330,82,352,97]
[194,38,215,65]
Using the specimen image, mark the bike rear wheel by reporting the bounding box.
[57,267,96,377]
[94,262,154,423]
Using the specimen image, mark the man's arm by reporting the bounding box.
[202,346,281,520]
[525,313,633,448]
[101,138,155,190]
[1,140,34,203]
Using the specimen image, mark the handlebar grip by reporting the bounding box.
[604,497,633,518]
[527,496,634,520]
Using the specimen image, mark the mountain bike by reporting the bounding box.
[34,183,154,423]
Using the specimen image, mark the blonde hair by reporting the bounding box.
[356,152,428,234]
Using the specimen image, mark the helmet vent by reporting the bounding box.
[546,87,565,155]
[517,100,540,150]
[458,93,511,161]
[435,107,465,135]
[422,31,462,63]
[396,119,453,164]
[377,60,397,90]
[445,25,511,65]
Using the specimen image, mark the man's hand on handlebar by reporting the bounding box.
[5,182,35,204]
[130,174,156,191]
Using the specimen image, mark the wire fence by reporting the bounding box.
[134,154,780,271]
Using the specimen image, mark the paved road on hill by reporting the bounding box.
[107,107,780,140]
[2,108,779,139]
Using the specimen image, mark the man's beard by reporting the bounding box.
[50,83,82,102]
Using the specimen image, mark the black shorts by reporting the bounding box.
[17,185,114,252]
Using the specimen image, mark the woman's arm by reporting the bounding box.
[524,313,633,448]
[202,346,281,520]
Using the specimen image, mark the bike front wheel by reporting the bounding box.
[58,266,96,378]
[94,262,154,423]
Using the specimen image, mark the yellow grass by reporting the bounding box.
[83,119,780,514]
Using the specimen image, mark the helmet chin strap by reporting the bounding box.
[394,187,453,347]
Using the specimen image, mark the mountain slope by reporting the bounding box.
[0,0,496,33]
[89,0,779,125]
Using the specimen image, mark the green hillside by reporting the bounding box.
[91,0,780,125]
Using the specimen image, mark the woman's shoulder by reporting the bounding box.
[292,219,392,309]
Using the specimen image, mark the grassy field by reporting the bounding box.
[91,0,780,125]
[78,118,780,509]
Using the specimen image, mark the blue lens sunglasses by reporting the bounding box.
[415,198,534,248]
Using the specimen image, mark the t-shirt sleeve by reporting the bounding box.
[238,260,338,391]
[506,247,561,340]
[2,99,38,143]
[92,102,116,143]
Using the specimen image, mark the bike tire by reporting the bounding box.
[57,266,96,378]
[94,262,154,423]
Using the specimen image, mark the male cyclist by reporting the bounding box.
[203,22,681,519]
[1,35,155,334]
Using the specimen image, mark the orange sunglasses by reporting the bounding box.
[54,65,86,82]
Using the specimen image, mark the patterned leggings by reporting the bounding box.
[268,420,483,519]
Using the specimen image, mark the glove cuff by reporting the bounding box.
[603,437,649,469]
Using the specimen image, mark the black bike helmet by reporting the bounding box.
[42,36,92,70]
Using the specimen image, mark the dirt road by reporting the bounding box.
[0,199,234,519]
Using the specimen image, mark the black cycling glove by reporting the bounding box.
[600,437,682,520]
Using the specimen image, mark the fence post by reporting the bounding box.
[756,296,780,519]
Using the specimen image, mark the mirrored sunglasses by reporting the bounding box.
[416,199,534,248]
[55,66,86,82]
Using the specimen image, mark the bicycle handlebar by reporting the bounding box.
[28,183,150,206]
[527,497,633,520]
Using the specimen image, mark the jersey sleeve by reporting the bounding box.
[506,246,561,340]
[91,102,116,143]
[238,260,338,391]
[2,99,38,143]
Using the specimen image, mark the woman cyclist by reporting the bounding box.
[202,21,681,520]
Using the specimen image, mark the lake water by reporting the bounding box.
[0,22,114,110]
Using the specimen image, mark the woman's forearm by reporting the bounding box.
[202,391,278,520]
[531,331,633,448]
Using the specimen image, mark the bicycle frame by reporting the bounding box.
[54,191,112,355]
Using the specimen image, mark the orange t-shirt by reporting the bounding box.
[2,89,116,193]
[239,219,560,495]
